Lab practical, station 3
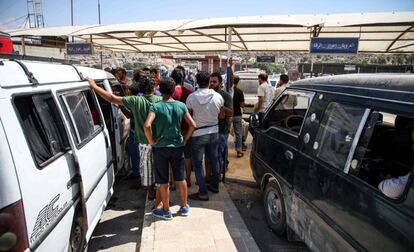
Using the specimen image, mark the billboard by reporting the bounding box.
[310,37,359,54]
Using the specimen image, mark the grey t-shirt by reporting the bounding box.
[218,89,233,134]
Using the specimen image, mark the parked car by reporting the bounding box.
[75,66,130,175]
[0,59,115,252]
[249,74,414,251]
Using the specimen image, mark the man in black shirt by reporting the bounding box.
[232,76,245,157]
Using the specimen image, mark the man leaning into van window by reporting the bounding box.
[378,126,413,199]
[85,76,162,207]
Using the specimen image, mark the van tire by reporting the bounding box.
[263,180,286,236]
[68,215,85,252]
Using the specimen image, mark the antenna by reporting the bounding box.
[26,0,45,28]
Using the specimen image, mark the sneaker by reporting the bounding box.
[152,208,173,220]
[178,204,190,216]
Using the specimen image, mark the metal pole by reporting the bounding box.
[70,0,74,42]
[226,26,232,93]
[21,36,26,55]
[98,0,103,69]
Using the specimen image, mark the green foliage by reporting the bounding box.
[252,62,285,74]
[91,64,102,69]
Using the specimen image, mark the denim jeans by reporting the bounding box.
[218,133,229,171]
[232,116,243,151]
[190,133,220,196]
[128,131,140,177]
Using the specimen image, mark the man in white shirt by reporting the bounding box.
[254,73,274,113]
[186,71,224,201]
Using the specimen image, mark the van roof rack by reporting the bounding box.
[0,54,80,64]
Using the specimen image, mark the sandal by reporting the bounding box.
[188,193,209,201]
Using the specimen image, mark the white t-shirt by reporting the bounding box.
[257,82,274,112]
[378,173,410,199]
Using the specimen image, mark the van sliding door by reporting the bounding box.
[59,88,114,238]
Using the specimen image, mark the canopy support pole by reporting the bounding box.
[21,36,26,55]
[226,26,232,93]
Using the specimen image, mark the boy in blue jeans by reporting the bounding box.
[144,77,196,220]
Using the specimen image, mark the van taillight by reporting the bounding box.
[0,200,29,252]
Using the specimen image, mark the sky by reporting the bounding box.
[1,0,413,30]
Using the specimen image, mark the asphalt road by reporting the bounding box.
[224,179,309,252]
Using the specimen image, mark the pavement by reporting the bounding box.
[139,179,260,252]
[139,134,260,252]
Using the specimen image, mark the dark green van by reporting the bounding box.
[249,74,414,251]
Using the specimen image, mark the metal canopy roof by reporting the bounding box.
[7,12,414,53]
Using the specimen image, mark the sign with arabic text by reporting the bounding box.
[310,37,359,54]
[67,43,93,55]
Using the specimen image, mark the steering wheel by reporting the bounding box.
[283,115,304,132]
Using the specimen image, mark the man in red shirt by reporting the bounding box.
[171,67,193,186]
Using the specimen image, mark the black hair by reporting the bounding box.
[133,70,144,83]
[170,68,184,85]
[258,73,268,81]
[196,71,210,88]
[143,67,150,72]
[138,76,156,94]
[150,67,159,75]
[116,67,126,75]
[210,72,222,83]
[280,74,289,84]
[233,75,240,85]
[159,77,176,96]
[176,65,186,79]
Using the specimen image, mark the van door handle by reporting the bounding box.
[284,150,294,160]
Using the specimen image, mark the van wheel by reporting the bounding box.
[68,216,85,252]
[263,180,286,236]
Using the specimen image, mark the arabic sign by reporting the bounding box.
[310,37,359,54]
[256,56,275,63]
[344,64,357,71]
[67,43,93,55]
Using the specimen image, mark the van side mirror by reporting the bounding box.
[249,112,263,134]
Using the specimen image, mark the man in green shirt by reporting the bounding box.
[144,77,196,220]
[85,76,161,202]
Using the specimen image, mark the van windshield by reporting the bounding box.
[238,79,258,95]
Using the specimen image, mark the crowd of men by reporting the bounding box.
[87,65,288,220]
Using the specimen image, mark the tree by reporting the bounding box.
[123,63,134,69]
[252,63,285,74]
[91,64,102,69]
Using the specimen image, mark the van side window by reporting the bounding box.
[109,79,126,97]
[350,111,413,199]
[15,94,70,166]
[314,102,366,170]
[265,91,310,134]
[62,90,103,145]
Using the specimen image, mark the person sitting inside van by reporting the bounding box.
[378,127,413,199]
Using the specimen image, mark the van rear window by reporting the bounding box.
[15,94,70,166]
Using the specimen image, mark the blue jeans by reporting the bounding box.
[190,133,220,196]
[128,131,140,177]
[218,133,229,171]
[232,116,243,151]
